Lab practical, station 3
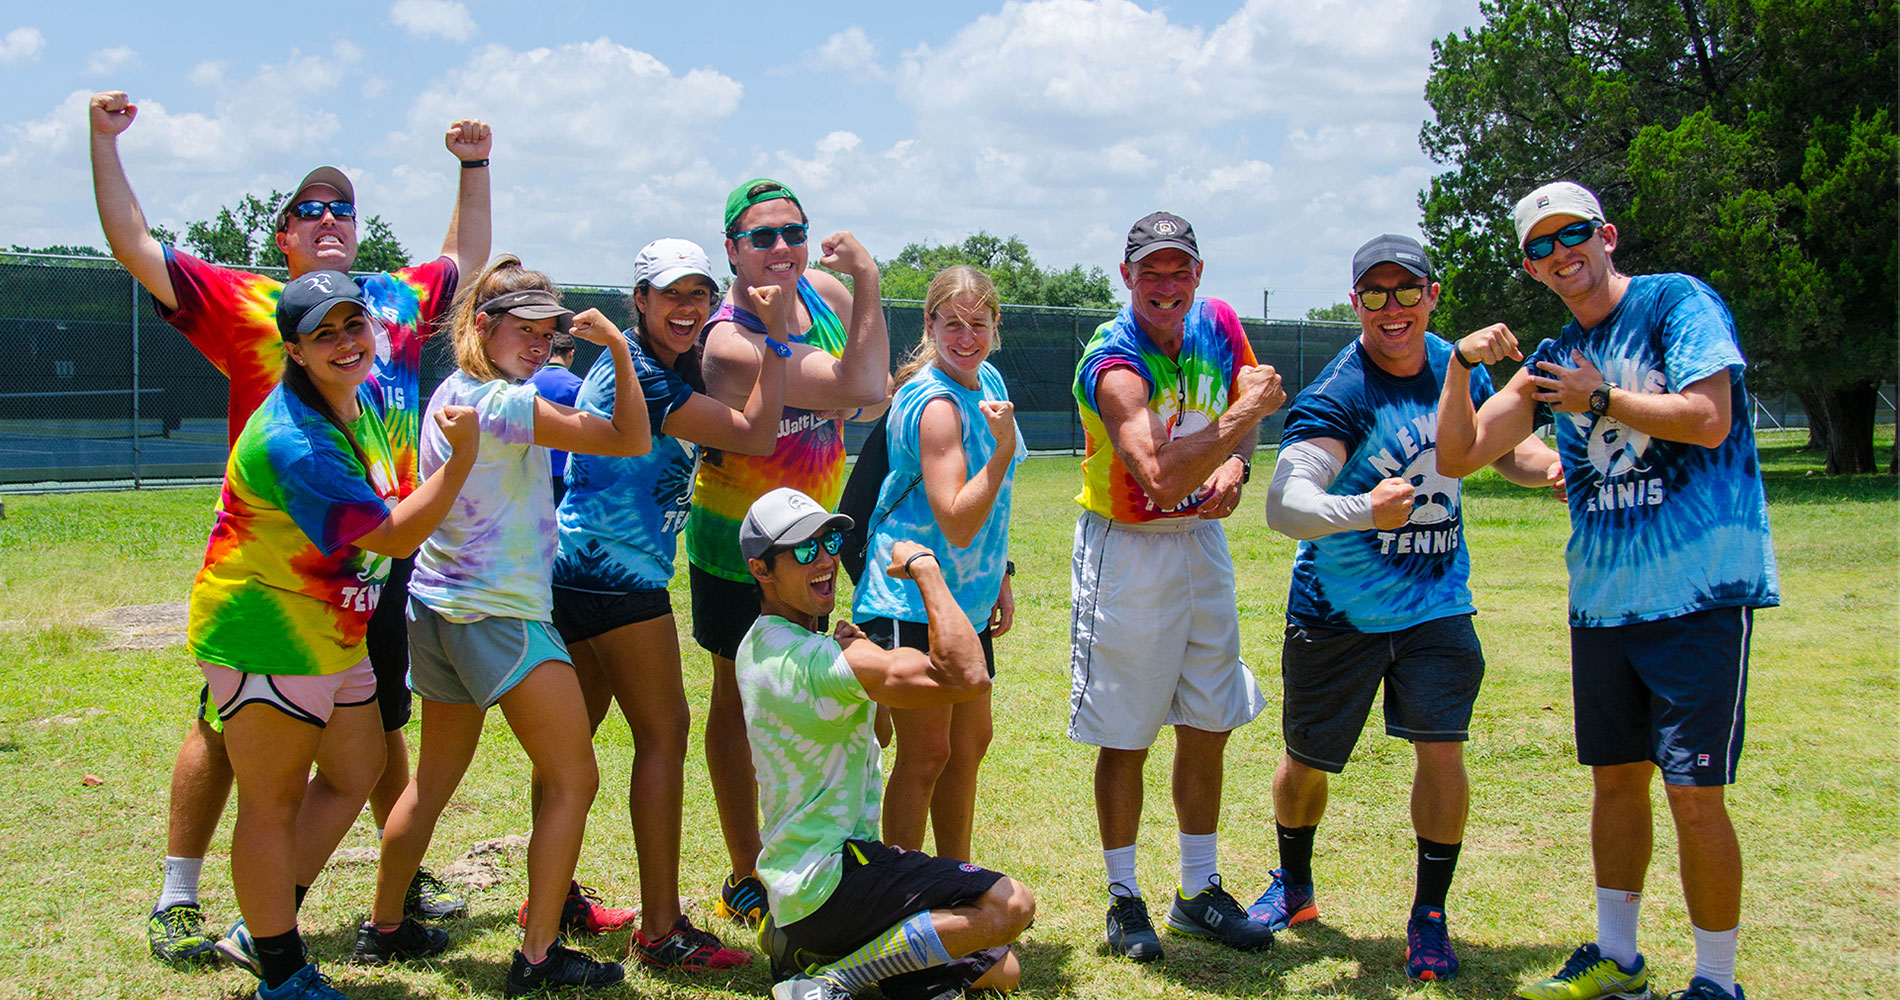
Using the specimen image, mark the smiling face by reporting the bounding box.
[1120,248,1202,346]
[287,302,375,394]
[926,292,997,388]
[480,311,559,382]
[725,198,807,291]
[1522,213,1618,301]
[275,183,358,276]
[1351,262,1439,377]
[749,537,839,627]
[635,275,719,365]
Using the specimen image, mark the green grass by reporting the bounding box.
[0,428,1893,999]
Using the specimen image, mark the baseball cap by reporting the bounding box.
[1513,181,1605,248]
[1124,212,1200,264]
[275,270,365,340]
[275,166,356,222]
[1351,234,1434,286]
[477,289,574,334]
[740,487,853,562]
[723,178,803,234]
[632,238,718,291]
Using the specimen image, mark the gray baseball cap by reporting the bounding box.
[1351,234,1434,286]
[740,487,852,562]
[275,166,356,223]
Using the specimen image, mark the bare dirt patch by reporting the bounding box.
[85,601,187,650]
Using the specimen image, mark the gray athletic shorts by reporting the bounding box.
[1280,613,1485,773]
[406,599,571,709]
[1067,511,1263,749]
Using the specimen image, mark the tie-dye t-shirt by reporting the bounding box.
[852,362,1024,628]
[158,248,457,493]
[686,277,848,581]
[408,372,555,622]
[1073,298,1258,522]
[736,615,881,925]
[1281,335,1495,633]
[1526,274,1779,627]
[553,335,699,594]
[188,381,397,675]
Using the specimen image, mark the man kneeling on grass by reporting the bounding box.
[735,487,1035,1000]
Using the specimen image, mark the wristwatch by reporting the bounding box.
[1588,381,1616,417]
[1232,454,1252,484]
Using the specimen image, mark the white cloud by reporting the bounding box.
[86,46,139,75]
[188,60,223,88]
[807,27,884,80]
[389,0,477,43]
[0,26,44,66]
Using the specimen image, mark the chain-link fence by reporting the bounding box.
[1,252,1886,491]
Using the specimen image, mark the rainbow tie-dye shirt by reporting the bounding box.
[187,381,398,675]
[685,277,848,581]
[1073,298,1258,522]
[158,248,457,493]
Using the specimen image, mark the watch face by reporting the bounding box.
[1590,385,1612,415]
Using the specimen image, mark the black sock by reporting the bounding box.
[1276,823,1318,886]
[1414,837,1462,910]
[293,884,310,910]
[253,928,307,989]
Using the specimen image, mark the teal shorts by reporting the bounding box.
[406,599,571,709]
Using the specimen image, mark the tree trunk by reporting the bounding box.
[1796,390,1829,452]
[1818,384,1877,474]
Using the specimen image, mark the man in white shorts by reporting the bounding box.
[1068,212,1286,962]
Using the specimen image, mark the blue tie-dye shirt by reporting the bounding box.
[1527,274,1779,627]
[1282,335,1494,633]
[552,333,698,594]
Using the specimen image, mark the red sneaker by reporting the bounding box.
[627,915,751,972]
[517,881,639,937]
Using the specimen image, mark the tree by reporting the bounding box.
[1305,302,1356,322]
[178,190,411,274]
[879,232,1117,309]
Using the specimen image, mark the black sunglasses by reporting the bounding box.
[1524,219,1601,261]
[1356,285,1427,311]
[779,528,844,565]
[287,200,357,222]
[730,223,809,250]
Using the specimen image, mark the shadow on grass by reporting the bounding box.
[1012,936,1079,997]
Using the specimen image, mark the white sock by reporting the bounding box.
[1691,923,1738,992]
[1104,844,1139,897]
[156,856,204,911]
[1178,831,1218,895]
[1594,886,1643,968]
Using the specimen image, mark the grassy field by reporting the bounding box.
[0,429,1893,1000]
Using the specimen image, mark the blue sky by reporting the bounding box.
[1,0,1484,318]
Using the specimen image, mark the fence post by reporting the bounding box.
[131,268,142,488]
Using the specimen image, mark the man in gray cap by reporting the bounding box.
[733,487,1034,1000]
[87,89,493,964]
[1257,233,1561,981]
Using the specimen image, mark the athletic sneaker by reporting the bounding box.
[349,917,449,965]
[403,866,468,920]
[1247,868,1319,932]
[771,975,851,1000]
[518,881,638,937]
[216,917,262,976]
[1406,904,1460,981]
[503,942,625,997]
[253,962,350,1000]
[148,902,221,965]
[1665,978,1744,1000]
[627,914,752,972]
[1166,874,1273,952]
[716,871,770,925]
[1104,882,1163,963]
[1517,943,1653,999]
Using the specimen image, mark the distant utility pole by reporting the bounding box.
[1261,290,1271,320]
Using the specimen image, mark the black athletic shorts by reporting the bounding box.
[1280,613,1485,773]
[550,586,672,645]
[689,563,762,660]
[366,555,416,732]
[1571,606,1752,786]
[856,616,996,679]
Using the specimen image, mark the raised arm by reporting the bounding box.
[530,309,651,457]
[438,120,492,273]
[87,92,176,310]
[1437,323,1538,478]
[840,541,988,709]
[1098,362,1283,511]
[811,232,890,406]
[357,405,479,556]
[664,285,789,455]
[919,397,1017,549]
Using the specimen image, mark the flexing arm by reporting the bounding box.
[87,92,176,309]
[840,541,988,709]
[357,405,479,556]
[919,397,1017,549]
[664,285,789,455]
[1264,438,1414,539]
[812,233,890,406]
[438,120,492,273]
[1098,362,1284,511]
[1437,324,1538,477]
[1529,350,1730,448]
[531,309,651,457]
[1491,433,1566,491]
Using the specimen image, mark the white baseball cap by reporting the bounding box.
[1513,181,1605,248]
[632,238,717,291]
[740,487,852,562]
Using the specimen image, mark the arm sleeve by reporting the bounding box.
[1263,439,1376,540]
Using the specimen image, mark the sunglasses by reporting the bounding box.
[779,528,844,565]
[730,223,809,249]
[287,200,357,222]
[1356,285,1427,311]
[1523,219,1601,260]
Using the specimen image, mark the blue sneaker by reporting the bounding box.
[1666,978,1743,1000]
[1247,869,1318,932]
[1406,904,1460,981]
[216,918,261,976]
[254,962,350,999]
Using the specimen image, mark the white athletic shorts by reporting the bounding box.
[1067,510,1263,749]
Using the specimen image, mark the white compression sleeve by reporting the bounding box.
[1263,439,1377,540]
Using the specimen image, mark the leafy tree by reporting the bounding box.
[879,232,1117,309]
[1305,302,1356,322]
[354,215,412,274]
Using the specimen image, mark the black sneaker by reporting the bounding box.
[350,917,450,965]
[403,866,469,920]
[1105,883,1163,963]
[1165,874,1272,952]
[505,942,626,997]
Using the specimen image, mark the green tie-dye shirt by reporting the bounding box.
[735,615,881,925]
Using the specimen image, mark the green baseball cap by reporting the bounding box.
[723,178,802,233]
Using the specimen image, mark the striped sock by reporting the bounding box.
[812,911,952,993]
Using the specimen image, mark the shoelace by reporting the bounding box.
[1556,947,1601,980]
[155,907,200,933]
[412,869,452,897]
[1111,896,1154,931]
